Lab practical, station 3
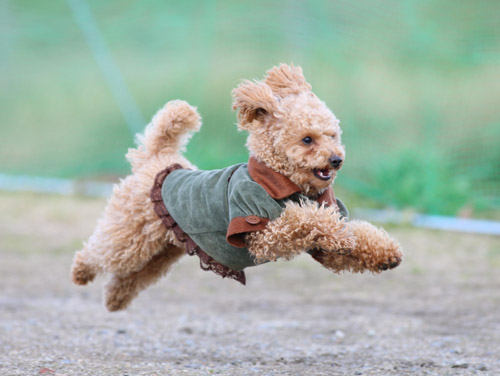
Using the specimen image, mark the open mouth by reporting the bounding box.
[313,168,334,181]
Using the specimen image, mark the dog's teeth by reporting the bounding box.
[314,168,332,180]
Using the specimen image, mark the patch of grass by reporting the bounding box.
[1,0,500,215]
[374,149,470,215]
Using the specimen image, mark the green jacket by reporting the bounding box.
[160,157,348,272]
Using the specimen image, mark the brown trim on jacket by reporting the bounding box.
[151,164,246,285]
[226,216,270,248]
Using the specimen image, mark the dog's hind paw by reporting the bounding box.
[71,252,96,285]
[104,277,136,312]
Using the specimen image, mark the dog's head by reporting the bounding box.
[232,64,344,196]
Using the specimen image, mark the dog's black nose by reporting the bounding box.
[329,156,343,169]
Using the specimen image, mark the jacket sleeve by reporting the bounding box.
[226,180,285,248]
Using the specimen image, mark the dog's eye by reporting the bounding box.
[302,136,313,145]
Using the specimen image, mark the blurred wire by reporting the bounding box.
[354,208,500,236]
[2,170,498,235]
[66,0,144,135]
[0,173,113,197]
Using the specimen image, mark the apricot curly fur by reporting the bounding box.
[71,64,403,311]
[104,245,185,311]
[233,68,344,196]
[71,101,200,310]
[246,201,355,262]
[312,220,403,274]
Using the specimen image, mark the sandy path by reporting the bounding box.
[1,193,499,375]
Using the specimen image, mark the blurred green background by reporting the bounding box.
[1,0,499,217]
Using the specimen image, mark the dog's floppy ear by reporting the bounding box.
[232,80,279,130]
[265,63,311,97]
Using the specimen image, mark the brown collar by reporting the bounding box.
[316,186,336,207]
[248,156,300,199]
[247,156,336,207]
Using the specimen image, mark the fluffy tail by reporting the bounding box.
[127,100,201,168]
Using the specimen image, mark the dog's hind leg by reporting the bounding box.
[71,223,112,285]
[104,245,185,311]
[71,243,102,285]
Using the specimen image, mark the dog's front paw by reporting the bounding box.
[344,220,403,273]
[356,226,403,273]
[371,232,403,272]
[378,252,403,271]
[375,238,403,271]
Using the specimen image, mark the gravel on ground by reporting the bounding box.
[1,192,499,375]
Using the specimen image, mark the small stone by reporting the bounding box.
[334,330,345,339]
[476,364,488,371]
[180,327,193,334]
[451,361,469,369]
[355,371,363,375]
[367,329,376,337]
[420,360,435,368]
[39,369,55,375]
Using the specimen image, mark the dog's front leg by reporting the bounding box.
[311,220,402,273]
[245,201,355,262]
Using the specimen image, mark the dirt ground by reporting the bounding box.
[1,192,500,376]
